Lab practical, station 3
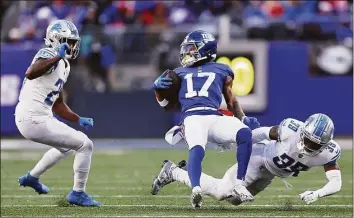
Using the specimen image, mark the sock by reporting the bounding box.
[73,139,93,192]
[173,167,227,200]
[30,148,73,178]
[236,128,252,180]
[187,145,205,188]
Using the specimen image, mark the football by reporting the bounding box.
[154,70,180,110]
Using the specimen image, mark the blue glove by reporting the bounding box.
[58,43,70,59]
[153,70,172,89]
[78,117,94,130]
[242,116,260,130]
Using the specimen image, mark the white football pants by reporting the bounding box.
[15,114,93,192]
[183,115,248,150]
[171,144,275,205]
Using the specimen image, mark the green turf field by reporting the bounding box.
[1,149,353,217]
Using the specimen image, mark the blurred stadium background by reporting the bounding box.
[1,0,353,217]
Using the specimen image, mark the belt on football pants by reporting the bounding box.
[185,107,217,112]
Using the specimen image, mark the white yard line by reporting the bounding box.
[0,216,345,218]
[1,204,352,208]
[1,187,144,191]
[0,216,344,218]
[1,180,144,184]
[1,194,352,199]
[1,138,352,150]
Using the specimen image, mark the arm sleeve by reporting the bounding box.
[277,118,303,142]
[317,169,342,198]
[32,48,59,74]
[252,127,272,144]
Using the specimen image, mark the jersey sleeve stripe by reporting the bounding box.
[323,159,337,167]
[42,48,57,56]
[277,119,287,142]
[330,150,341,161]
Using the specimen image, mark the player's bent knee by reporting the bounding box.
[236,127,252,145]
[85,138,94,152]
[76,135,94,153]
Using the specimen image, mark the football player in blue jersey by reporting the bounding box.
[152,30,260,208]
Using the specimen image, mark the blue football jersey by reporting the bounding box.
[174,62,234,113]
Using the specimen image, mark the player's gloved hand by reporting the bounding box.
[58,43,70,59]
[78,117,94,130]
[153,70,172,89]
[242,116,260,130]
[299,190,319,204]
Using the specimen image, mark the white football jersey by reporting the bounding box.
[16,48,70,116]
[263,118,341,178]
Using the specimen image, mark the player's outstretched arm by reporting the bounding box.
[25,57,61,80]
[251,126,278,144]
[52,91,80,123]
[299,164,342,204]
[223,76,245,120]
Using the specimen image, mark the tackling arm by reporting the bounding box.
[299,164,342,204]
[251,126,279,144]
[52,91,80,123]
[317,164,342,197]
[222,76,245,120]
[25,57,61,80]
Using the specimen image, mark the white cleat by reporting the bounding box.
[191,186,203,208]
[232,181,254,203]
[151,160,177,195]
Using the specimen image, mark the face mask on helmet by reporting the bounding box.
[179,43,202,67]
[298,132,327,156]
[59,37,80,59]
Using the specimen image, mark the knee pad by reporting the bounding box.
[236,127,252,145]
[77,136,93,153]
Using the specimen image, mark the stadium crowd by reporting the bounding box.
[3,0,353,43]
[1,0,353,93]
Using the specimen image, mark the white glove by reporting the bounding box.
[299,190,319,204]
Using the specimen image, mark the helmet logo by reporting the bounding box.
[201,33,215,42]
[51,23,61,32]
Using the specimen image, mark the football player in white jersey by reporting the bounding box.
[151,113,342,206]
[15,20,101,206]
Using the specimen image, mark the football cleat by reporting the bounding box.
[177,160,188,170]
[66,190,101,207]
[18,173,49,194]
[191,186,203,208]
[232,182,254,203]
[151,160,177,195]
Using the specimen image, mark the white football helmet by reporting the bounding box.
[44,20,80,59]
[298,113,334,156]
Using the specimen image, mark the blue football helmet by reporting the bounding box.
[298,113,335,156]
[179,30,217,67]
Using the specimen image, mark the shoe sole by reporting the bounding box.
[191,193,203,208]
[67,202,101,207]
[151,177,160,195]
[18,179,48,195]
[151,161,174,195]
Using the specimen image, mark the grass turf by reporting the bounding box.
[1,149,353,217]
